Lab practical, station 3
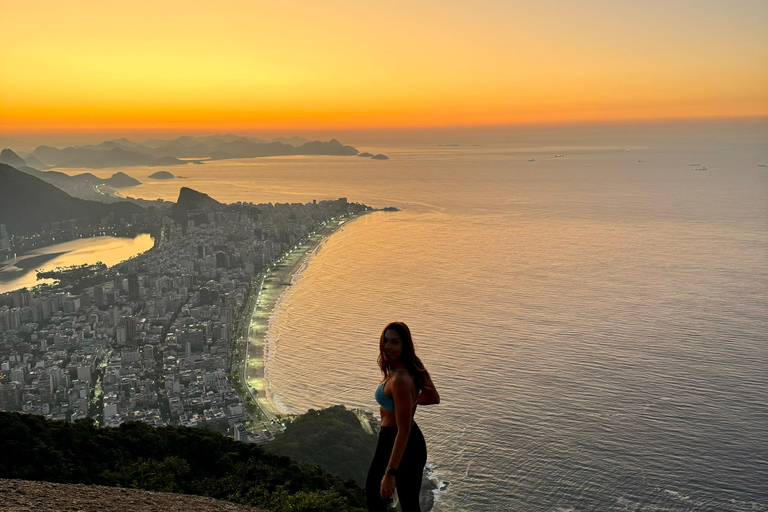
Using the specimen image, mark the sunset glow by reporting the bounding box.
[1,0,767,134]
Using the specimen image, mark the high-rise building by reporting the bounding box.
[8,308,21,330]
[0,307,9,332]
[11,290,30,308]
[63,296,81,314]
[93,285,104,306]
[116,316,137,345]
[41,298,53,320]
[76,366,92,383]
[49,366,64,394]
[128,273,140,301]
[0,382,21,410]
[222,306,234,329]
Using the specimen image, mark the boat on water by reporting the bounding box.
[758,164,767,167]
[695,166,708,170]
[528,158,535,162]
[555,154,564,157]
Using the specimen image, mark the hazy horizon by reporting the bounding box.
[2,116,766,153]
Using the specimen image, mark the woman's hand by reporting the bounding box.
[380,474,396,499]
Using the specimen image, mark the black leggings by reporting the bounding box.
[365,422,427,512]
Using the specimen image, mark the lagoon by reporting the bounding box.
[0,234,155,294]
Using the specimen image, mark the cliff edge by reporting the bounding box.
[0,479,270,512]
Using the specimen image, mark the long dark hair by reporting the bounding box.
[378,321,429,392]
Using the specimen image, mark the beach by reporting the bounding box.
[242,212,370,430]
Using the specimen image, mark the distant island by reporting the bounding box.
[148,170,176,179]
[103,171,141,187]
[359,152,389,160]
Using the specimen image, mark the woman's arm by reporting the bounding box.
[417,371,440,405]
[387,373,415,469]
[380,372,415,498]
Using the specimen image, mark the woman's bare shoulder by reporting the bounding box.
[389,369,415,387]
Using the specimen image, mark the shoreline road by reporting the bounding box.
[240,212,370,433]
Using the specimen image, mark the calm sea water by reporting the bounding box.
[64,121,768,511]
[0,234,155,294]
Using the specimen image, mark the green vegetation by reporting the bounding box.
[266,405,377,486]
[0,411,366,512]
[37,261,107,282]
[34,261,128,294]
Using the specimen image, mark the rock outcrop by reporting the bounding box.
[0,148,27,168]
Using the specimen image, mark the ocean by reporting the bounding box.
[62,120,768,511]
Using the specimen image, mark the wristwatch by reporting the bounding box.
[386,466,398,476]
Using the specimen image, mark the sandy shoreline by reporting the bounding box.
[243,212,369,427]
[240,210,438,511]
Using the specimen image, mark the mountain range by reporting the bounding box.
[1,149,142,201]
[0,163,142,234]
[17,135,359,169]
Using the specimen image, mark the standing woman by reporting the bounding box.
[366,322,440,512]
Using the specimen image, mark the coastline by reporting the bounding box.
[239,209,439,512]
[242,212,370,428]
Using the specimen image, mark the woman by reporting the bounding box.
[366,322,440,512]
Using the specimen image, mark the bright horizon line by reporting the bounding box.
[3,114,766,142]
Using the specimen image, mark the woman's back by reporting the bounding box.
[377,368,419,427]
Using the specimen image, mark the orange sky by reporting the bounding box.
[1,0,767,135]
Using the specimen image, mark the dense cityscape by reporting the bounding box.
[0,196,369,441]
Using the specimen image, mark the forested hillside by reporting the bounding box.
[0,412,366,512]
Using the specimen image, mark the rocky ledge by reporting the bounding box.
[0,479,269,512]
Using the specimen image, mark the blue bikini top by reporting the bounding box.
[375,369,419,411]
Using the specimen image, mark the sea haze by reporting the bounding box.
[62,120,768,511]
